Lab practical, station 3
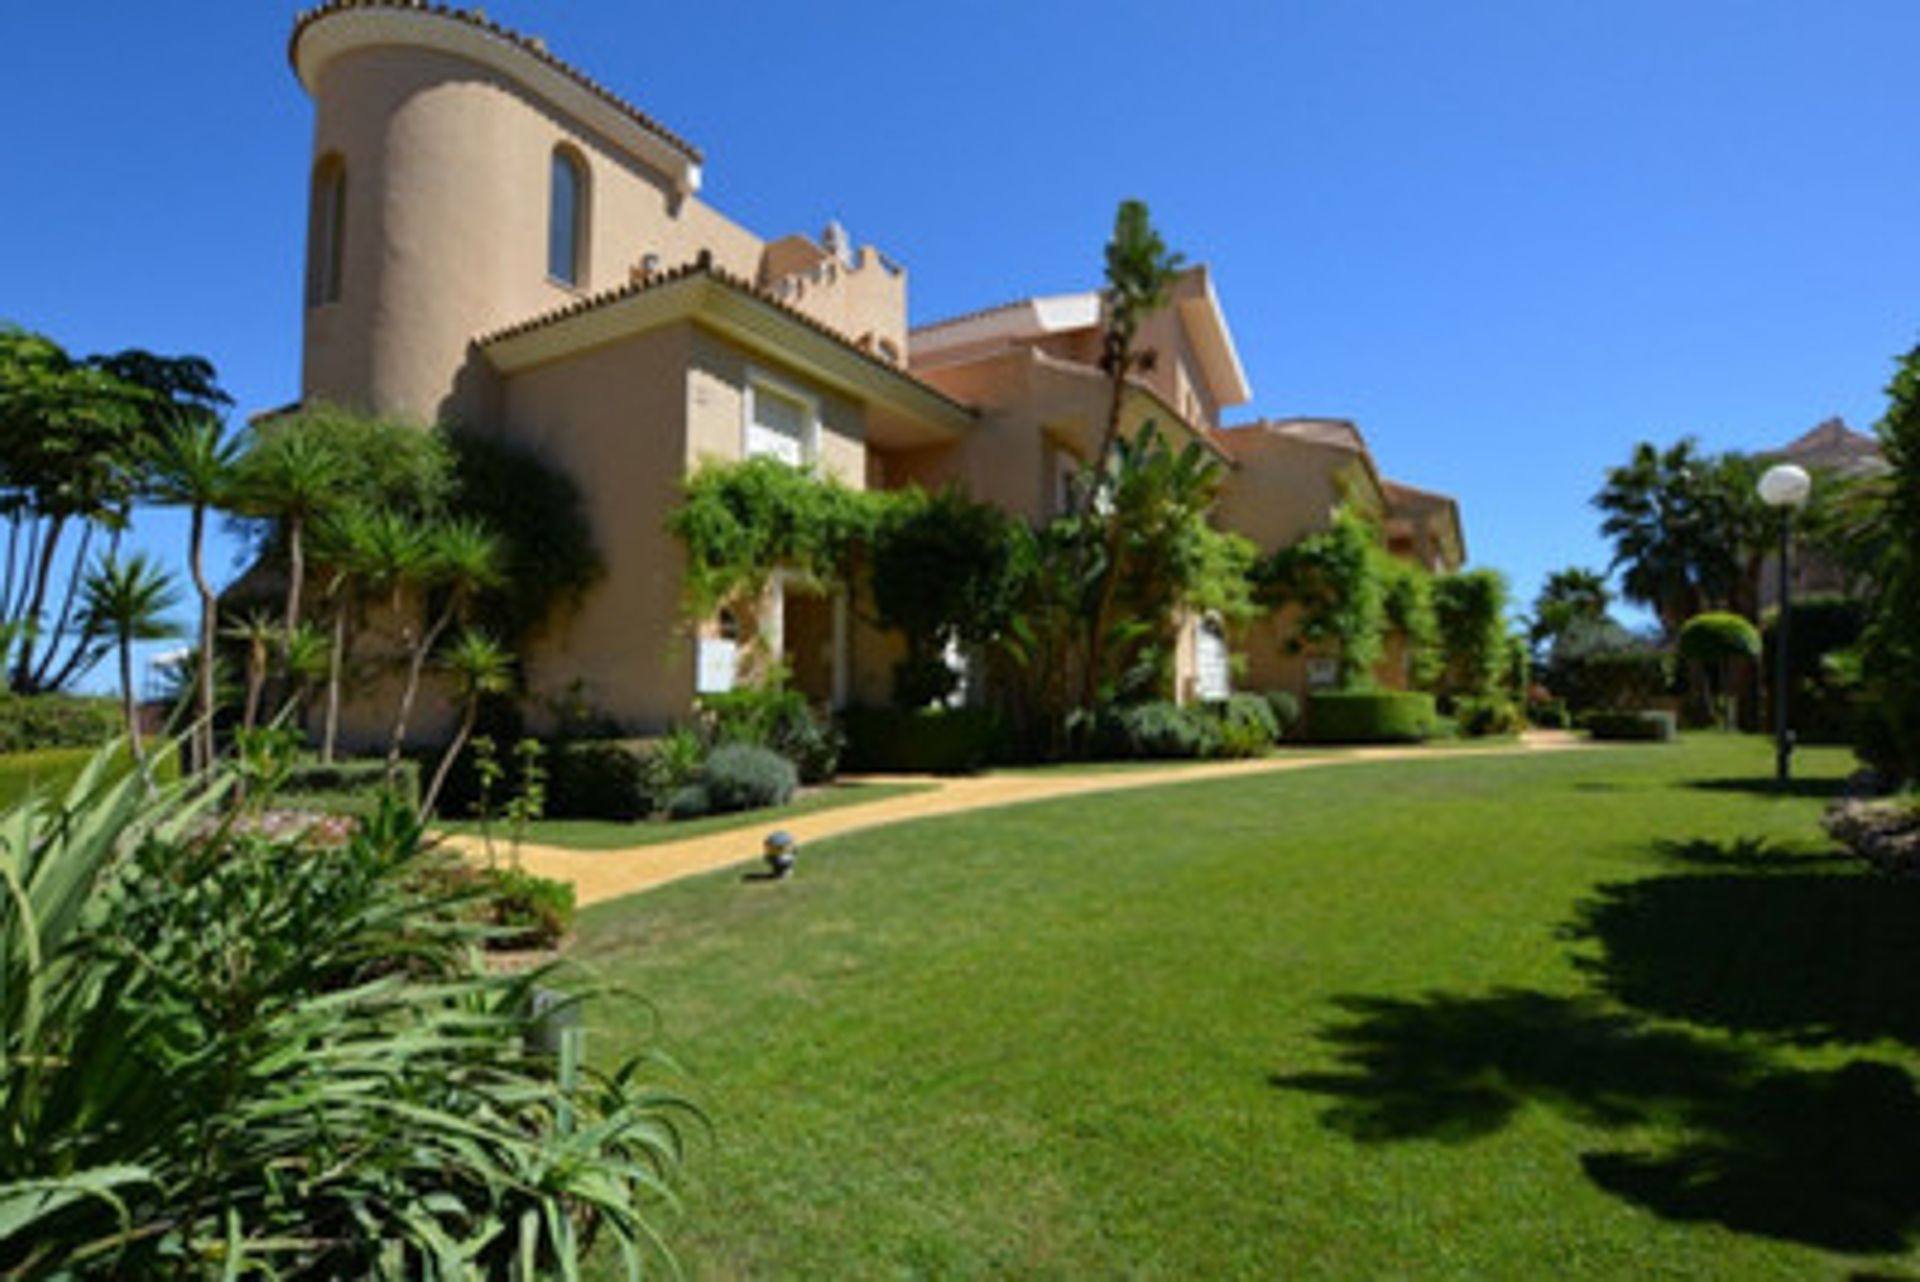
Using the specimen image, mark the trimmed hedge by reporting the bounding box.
[840,706,1004,773]
[545,739,649,821]
[1305,691,1438,744]
[279,758,420,815]
[1582,709,1678,742]
[0,695,122,753]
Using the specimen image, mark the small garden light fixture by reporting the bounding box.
[763,830,798,879]
[1757,462,1812,786]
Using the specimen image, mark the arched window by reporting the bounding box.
[306,155,346,307]
[548,146,588,287]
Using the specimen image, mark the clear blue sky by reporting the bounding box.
[4,2,1916,688]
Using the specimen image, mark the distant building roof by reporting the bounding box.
[1764,417,1884,470]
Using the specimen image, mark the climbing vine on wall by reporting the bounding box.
[667,457,877,616]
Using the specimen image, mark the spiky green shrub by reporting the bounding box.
[0,741,692,1278]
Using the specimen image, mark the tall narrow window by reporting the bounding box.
[306,155,346,307]
[548,146,588,287]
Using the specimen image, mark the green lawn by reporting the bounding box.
[573,735,1919,1279]
[440,780,933,852]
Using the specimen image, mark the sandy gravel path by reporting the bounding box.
[444,732,1587,908]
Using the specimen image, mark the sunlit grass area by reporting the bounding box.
[575,736,1914,1279]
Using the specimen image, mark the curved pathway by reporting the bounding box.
[448,732,1588,908]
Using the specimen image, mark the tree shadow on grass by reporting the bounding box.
[1274,990,1920,1251]
[1686,775,1854,800]
[1651,835,1856,873]
[1569,864,1920,1048]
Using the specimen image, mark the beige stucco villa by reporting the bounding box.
[285,1,1465,743]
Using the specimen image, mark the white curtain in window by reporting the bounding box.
[748,385,808,465]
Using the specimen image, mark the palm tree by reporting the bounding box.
[75,552,180,766]
[143,419,240,771]
[238,425,343,640]
[421,629,514,816]
[279,620,330,730]
[221,608,279,734]
[387,519,502,777]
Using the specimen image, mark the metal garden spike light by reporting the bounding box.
[763,830,798,879]
[1756,462,1812,786]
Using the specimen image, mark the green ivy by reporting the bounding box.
[1432,568,1512,699]
[1256,507,1386,689]
[668,457,878,615]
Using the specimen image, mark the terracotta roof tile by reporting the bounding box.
[290,1,703,164]
[477,254,976,417]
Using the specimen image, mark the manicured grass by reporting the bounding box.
[0,744,175,807]
[574,736,1918,1279]
[440,781,933,852]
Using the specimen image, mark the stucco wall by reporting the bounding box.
[302,41,761,427]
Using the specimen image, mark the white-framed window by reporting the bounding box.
[548,145,589,287]
[306,154,346,307]
[696,609,741,694]
[743,368,819,466]
[1050,446,1079,516]
[1194,615,1232,701]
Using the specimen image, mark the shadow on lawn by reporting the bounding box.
[1274,990,1920,1251]
[1569,860,1920,1048]
[1686,775,1854,800]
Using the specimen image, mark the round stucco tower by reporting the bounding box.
[290,2,742,426]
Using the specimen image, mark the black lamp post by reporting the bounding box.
[1757,463,1812,786]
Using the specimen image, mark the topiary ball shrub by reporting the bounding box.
[1581,709,1678,742]
[1095,701,1222,760]
[700,744,798,815]
[1305,691,1437,744]
[1261,689,1303,741]
[1203,694,1281,757]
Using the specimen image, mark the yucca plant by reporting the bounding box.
[0,741,694,1278]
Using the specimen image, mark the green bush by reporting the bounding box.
[1096,701,1222,760]
[1454,696,1527,738]
[278,757,420,815]
[1204,694,1280,757]
[0,694,122,753]
[667,782,712,820]
[1261,689,1303,741]
[699,684,841,782]
[1527,697,1571,729]
[546,738,649,821]
[701,743,798,815]
[840,705,1005,773]
[0,749,691,1275]
[1581,709,1679,742]
[469,864,576,950]
[1305,691,1438,743]
[639,727,707,806]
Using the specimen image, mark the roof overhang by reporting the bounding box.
[292,4,703,197]
[1174,270,1252,409]
[482,272,975,443]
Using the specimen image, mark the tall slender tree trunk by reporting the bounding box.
[386,608,451,783]
[241,644,265,735]
[322,606,346,765]
[188,505,217,773]
[118,636,144,766]
[421,698,477,817]
[12,513,65,690]
[35,523,97,692]
[283,514,306,638]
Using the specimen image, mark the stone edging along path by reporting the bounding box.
[443,732,1589,909]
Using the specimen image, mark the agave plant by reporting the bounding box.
[0,742,694,1278]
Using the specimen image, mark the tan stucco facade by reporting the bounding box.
[288,2,1468,745]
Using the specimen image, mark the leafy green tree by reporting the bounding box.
[1381,556,1441,688]
[0,329,219,694]
[143,418,241,770]
[1858,344,1920,780]
[422,629,514,816]
[388,519,503,777]
[1256,507,1387,690]
[1678,611,1761,730]
[1594,439,1768,636]
[1432,569,1511,700]
[869,486,1023,706]
[1529,567,1612,655]
[221,608,280,735]
[74,552,179,763]
[1084,200,1185,500]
